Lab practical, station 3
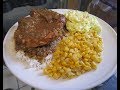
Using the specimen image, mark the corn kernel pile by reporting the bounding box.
[43,30,103,79]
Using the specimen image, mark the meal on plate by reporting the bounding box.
[14,9,103,79]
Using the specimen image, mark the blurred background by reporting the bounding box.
[3,0,117,35]
[3,0,117,90]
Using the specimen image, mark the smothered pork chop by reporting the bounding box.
[14,9,67,61]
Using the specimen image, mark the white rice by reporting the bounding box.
[16,50,53,70]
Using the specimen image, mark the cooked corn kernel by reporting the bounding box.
[91,61,97,69]
[68,53,73,58]
[64,46,69,52]
[84,66,92,71]
[94,57,102,63]
[85,61,91,66]
[53,73,59,79]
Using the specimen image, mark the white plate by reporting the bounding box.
[3,9,117,90]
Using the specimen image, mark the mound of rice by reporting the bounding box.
[16,50,53,70]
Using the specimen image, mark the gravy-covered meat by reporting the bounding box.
[30,9,66,25]
[14,9,66,49]
[14,9,67,61]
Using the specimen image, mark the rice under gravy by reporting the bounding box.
[15,33,66,71]
[13,9,67,71]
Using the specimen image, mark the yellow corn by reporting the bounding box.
[43,30,103,79]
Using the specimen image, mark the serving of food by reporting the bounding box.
[3,9,117,89]
[14,9,103,79]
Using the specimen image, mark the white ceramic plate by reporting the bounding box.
[3,9,117,90]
